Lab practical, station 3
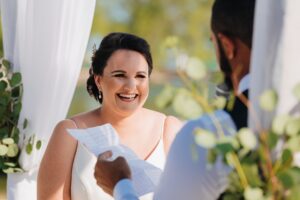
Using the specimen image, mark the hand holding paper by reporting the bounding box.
[95,151,132,196]
[67,124,162,196]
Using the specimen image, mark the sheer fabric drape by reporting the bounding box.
[0,0,95,199]
[250,0,300,164]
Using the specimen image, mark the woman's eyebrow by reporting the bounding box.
[136,71,147,75]
[111,70,126,74]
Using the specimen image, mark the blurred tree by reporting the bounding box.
[90,0,214,69]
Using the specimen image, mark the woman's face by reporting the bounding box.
[95,49,150,116]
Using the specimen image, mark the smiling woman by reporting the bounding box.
[94,49,150,116]
[37,32,183,200]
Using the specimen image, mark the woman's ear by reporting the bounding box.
[217,33,235,60]
[94,75,102,91]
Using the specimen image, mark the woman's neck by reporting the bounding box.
[97,106,146,142]
[97,106,142,128]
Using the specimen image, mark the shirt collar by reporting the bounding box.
[238,74,250,94]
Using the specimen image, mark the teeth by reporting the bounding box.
[118,94,136,98]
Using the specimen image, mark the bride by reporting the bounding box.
[37,32,183,200]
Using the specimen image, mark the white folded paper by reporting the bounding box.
[67,123,162,196]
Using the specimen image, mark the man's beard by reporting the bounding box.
[217,38,233,91]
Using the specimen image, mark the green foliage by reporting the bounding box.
[0,59,41,174]
[25,134,42,155]
[172,88,203,119]
[0,59,24,173]
[155,37,224,119]
[203,89,300,199]
[154,42,300,198]
[0,58,42,173]
[259,89,278,112]
[237,128,257,150]
[155,84,176,110]
[206,120,300,199]
[244,187,264,200]
[272,114,291,135]
[285,118,300,136]
[185,57,207,80]
[36,140,42,150]
[212,96,227,110]
[194,128,216,148]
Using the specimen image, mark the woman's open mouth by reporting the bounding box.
[117,93,138,102]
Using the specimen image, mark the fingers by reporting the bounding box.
[96,179,113,196]
[98,150,113,161]
[115,156,126,163]
[115,156,132,179]
[102,186,113,196]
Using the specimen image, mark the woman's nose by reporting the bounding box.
[123,78,136,91]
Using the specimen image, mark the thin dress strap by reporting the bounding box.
[144,116,166,169]
[68,118,79,128]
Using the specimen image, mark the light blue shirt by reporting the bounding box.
[114,179,138,200]
[114,110,236,200]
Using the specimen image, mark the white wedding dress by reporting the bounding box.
[71,137,165,200]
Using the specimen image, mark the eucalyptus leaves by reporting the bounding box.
[157,36,300,199]
[194,87,300,200]
[155,36,225,119]
[0,58,24,173]
[0,58,42,173]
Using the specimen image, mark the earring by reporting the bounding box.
[98,90,102,99]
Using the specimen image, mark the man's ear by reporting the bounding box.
[217,33,235,60]
[94,75,102,91]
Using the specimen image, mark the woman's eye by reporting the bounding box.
[136,75,146,78]
[114,74,125,77]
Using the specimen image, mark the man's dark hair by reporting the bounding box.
[211,0,256,49]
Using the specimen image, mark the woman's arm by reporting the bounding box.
[162,116,184,154]
[37,120,77,200]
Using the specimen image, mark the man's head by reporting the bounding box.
[211,0,256,92]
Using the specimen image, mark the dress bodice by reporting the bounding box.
[71,139,165,200]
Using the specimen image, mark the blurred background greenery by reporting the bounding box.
[68,0,216,117]
[0,0,215,198]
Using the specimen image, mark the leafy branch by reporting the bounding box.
[156,37,300,199]
[0,58,42,173]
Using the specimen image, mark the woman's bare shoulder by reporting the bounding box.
[69,109,98,121]
[162,115,184,154]
[67,109,100,128]
[55,119,77,130]
[142,108,166,119]
[47,119,79,151]
[141,108,183,127]
[38,119,79,200]
[39,118,80,174]
[164,115,183,133]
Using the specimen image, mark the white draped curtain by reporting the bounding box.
[0,0,96,199]
[250,0,300,163]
